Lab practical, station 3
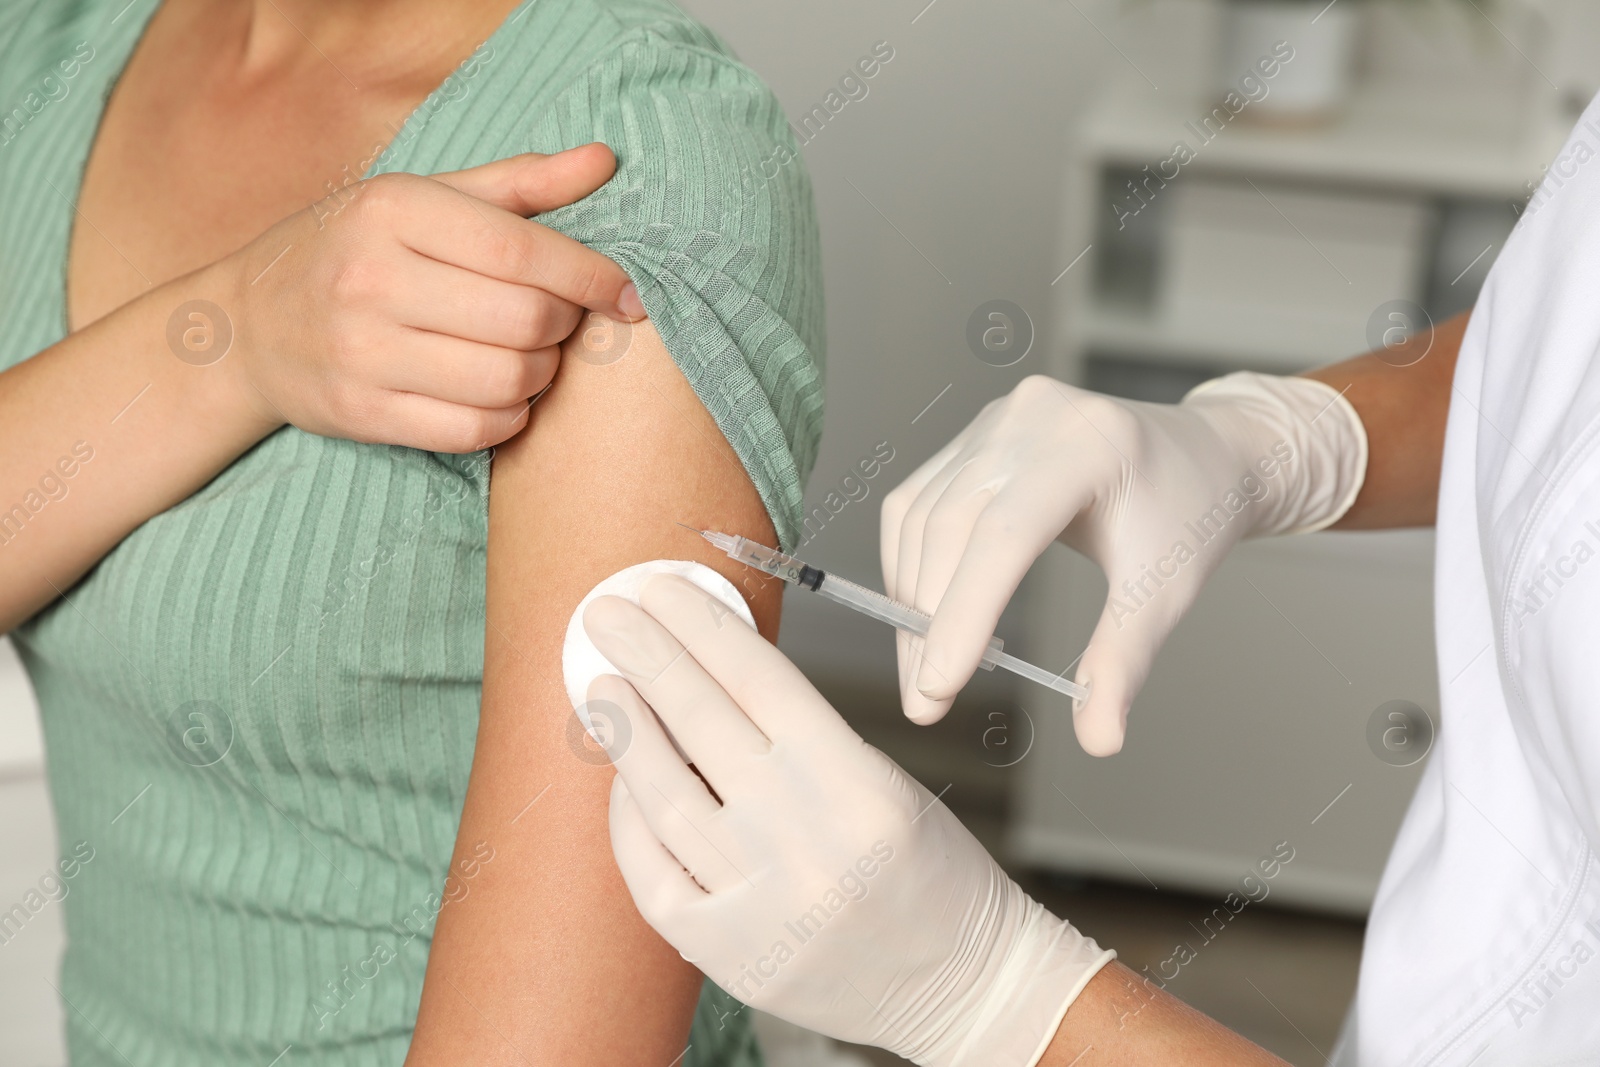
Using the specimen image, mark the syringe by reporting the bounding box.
[687,527,1089,702]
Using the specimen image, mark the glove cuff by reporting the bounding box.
[1181,371,1369,538]
[940,891,1116,1067]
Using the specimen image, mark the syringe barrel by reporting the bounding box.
[814,572,929,633]
[815,573,1005,661]
[723,534,807,585]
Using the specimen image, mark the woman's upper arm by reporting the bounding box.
[404,28,823,1063]
[405,319,785,1064]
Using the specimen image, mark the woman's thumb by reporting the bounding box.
[431,143,618,217]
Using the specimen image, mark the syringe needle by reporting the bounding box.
[690,527,1090,703]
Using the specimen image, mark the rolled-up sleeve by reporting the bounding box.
[527,27,826,550]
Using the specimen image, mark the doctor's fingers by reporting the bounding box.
[909,481,1098,724]
[889,400,1045,615]
[589,674,718,823]
[891,448,1030,722]
[637,574,860,751]
[1071,561,1198,757]
[891,452,976,609]
[589,675,749,893]
[889,457,993,725]
[584,596,772,778]
[608,776,713,942]
[881,425,977,600]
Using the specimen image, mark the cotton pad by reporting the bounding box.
[563,559,755,739]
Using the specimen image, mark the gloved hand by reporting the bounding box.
[882,372,1366,753]
[580,572,1115,1067]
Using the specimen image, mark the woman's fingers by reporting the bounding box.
[231,153,642,451]
[355,390,531,453]
[394,175,644,322]
[430,145,618,217]
[382,331,559,409]
[393,255,584,351]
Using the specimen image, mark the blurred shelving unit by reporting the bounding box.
[0,637,65,1065]
[1012,0,1576,914]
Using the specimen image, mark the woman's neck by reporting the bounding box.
[184,0,520,88]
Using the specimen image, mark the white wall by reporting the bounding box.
[0,640,66,1066]
[675,0,1112,688]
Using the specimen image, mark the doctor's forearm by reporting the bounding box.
[1301,308,1469,530]
[1039,962,1288,1065]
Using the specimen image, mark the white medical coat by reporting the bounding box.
[1337,96,1600,1065]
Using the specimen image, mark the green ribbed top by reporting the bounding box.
[0,0,823,1063]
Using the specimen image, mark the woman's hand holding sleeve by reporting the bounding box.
[582,572,1116,1067]
[218,144,644,452]
[0,145,639,633]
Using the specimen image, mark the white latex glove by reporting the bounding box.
[882,372,1366,753]
[580,572,1115,1067]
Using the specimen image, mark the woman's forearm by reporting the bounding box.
[1303,308,1470,530]
[0,264,278,632]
